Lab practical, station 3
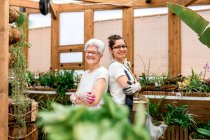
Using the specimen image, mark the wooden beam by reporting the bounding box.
[50,0,57,19]
[168,9,181,78]
[10,0,39,9]
[177,0,198,6]
[0,0,9,140]
[84,9,94,70]
[58,0,210,12]
[82,0,133,7]
[123,8,134,72]
[51,11,59,69]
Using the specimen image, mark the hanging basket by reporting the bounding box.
[9,25,22,45]
[8,123,38,140]
[9,7,19,23]
[8,98,38,124]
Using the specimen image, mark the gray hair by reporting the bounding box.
[84,39,105,55]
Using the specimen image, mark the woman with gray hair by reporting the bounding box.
[70,38,108,109]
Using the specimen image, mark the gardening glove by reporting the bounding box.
[77,92,96,104]
[123,81,141,95]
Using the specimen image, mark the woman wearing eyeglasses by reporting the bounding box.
[70,39,108,109]
[108,34,141,120]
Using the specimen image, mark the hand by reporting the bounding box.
[78,92,96,104]
[123,81,141,95]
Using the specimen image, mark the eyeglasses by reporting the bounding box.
[85,51,99,56]
[112,44,128,49]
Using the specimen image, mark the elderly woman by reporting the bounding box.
[70,39,108,109]
[107,35,141,120]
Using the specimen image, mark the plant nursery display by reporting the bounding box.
[27,69,79,94]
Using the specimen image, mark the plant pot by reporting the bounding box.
[9,25,22,45]
[159,126,189,140]
[9,6,19,23]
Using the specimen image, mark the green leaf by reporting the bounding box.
[197,128,210,137]
[199,27,210,48]
[168,3,209,36]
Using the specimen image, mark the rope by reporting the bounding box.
[8,108,37,117]
[8,127,37,139]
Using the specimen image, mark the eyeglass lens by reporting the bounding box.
[113,45,127,49]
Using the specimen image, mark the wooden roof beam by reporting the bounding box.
[10,0,39,9]
[50,0,57,19]
[177,0,198,6]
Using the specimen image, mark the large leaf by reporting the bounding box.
[197,128,210,137]
[168,3,209,36]
[199,27,210,48]
[168,3,210,48]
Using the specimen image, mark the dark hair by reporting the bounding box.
[108,34,123,49]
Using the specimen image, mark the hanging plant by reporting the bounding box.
[9,12,31,127]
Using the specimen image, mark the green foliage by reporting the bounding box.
[38,95,150,140]
[178,70,210,93]
[148,98,165,121]
[168,3,210,48]
[191,121,210,139]
[28,70,78,95]
[163,104,196,128]
[9,12,30,127]
[139,73,167,86]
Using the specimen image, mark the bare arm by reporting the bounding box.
[75,78,106,107]
[116,75,129,88]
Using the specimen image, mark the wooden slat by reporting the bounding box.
[0,0,9,139]
[82,0,133,7]
[58,45,84,52]
[177,0,198,6]
[123,8,134,72]
[58,63,85,70]
[168,9,181,78]
[84,9,94,70]
[51,11,59,69]
[10,0,39,9]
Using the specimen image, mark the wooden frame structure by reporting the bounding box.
[0,0,9,139]
[1,0,210,139]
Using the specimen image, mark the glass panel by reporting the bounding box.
[60,12,84,45]
[60,52,83,63]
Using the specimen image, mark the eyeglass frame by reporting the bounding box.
[85,50,100,56]
[112,44,128,50]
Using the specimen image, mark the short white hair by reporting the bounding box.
[84,39,105,55]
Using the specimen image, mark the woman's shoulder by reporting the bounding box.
[98,66,108,73]
[108,61,123,69]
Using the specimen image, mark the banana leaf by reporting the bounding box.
[168,3,210,48]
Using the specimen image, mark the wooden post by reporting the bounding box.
[0,0,9,139]
[123,8,134,72]
[168,9,181,78]
[84,9,94,70]
[51,11,59,69]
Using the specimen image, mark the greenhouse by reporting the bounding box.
[0,0,210,140]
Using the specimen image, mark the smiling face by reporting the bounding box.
[85,45,101,66]
[110,39,127,62]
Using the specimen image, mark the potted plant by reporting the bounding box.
[162,104,197,139]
